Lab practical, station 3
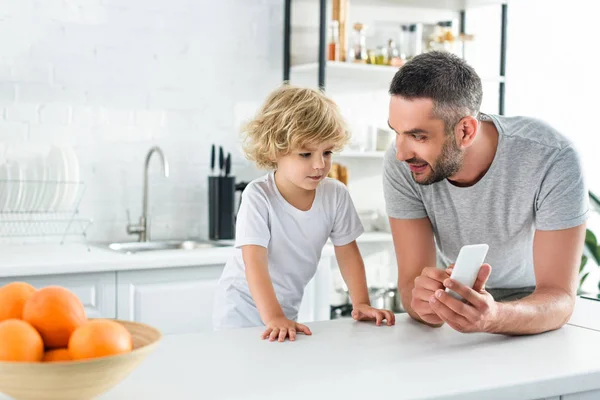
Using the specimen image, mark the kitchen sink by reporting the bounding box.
[106,240,231,254]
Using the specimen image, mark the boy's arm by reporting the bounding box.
[243,245,312,341]
[334,240,395,325]
[334,241,370,306]
[242,245,285,323]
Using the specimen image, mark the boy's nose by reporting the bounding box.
[313,156,325,169]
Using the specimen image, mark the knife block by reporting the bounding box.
[208,176,236,240]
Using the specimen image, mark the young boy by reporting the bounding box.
[212,85,395,341]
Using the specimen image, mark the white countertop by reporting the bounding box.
[0,243,236,277]
[95,299,600,400]
[0,233,389,277]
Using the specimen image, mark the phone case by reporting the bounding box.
[445,244,489,300]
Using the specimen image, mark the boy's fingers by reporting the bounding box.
[269,328,279,342]
[261,327,272,340]
[289,328,296,341]
[278,328,287,342]
[296,323,312,335]
[375,312,382,326]
[385,310,395,325]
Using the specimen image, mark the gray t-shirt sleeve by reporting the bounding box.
[382,145,428,219]
[535,145,589,230]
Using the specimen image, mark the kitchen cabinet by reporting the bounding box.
[116,265,224,335]
[0,249,334,336]
[561,391,600,399]
[0,272,117,319]
[116,259,333,335]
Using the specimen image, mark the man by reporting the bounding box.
[383,51,588,335]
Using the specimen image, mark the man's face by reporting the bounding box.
[388,96,463,185]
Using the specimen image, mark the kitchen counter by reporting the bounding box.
[0,231,380,277]
[92,299,600,400]
[0,243,236,277]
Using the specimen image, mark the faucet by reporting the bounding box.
[127,146,169,242]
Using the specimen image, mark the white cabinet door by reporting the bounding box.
[0,272,116,319]
[116,265,224,335]
[298,255,333,323]
[562,390,600,399]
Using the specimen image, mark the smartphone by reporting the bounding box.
[445,244,489,301]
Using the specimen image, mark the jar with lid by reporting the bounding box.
[348,22,368,63]
[328,20,340,62]
[387,39,404,67]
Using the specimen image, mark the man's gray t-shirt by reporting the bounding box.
[383,113,589,289]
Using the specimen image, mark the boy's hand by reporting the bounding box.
[351,304,396,326]
[261,316,312,342]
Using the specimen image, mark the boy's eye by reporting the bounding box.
[299,153,311,158]
[324,151,333,156]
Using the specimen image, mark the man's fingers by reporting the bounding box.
[413,287,438,302]
[375,312,383,326]
[472,264,492,292]
[430,296,470,328]
[289,328,296,341]
[423,267,451,283]
[415,276,445,291]
[434,289,480,323]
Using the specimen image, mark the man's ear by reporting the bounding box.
[454,116,479,148]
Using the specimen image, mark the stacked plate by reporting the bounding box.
[0,145,80,213]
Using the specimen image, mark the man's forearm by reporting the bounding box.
[487,289,575,335]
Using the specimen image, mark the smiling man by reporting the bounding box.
[383,51,588,335]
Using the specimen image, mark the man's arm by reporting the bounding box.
[389,216,443,326]
[488,223,585,334]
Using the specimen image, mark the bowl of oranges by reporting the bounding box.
[0,282,161,400]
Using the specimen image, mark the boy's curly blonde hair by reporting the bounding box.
[241,85,349,170]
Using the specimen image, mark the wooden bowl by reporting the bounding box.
[0,320,161,400]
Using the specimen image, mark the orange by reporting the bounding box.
[42,348,72,362]
[0,282,36,322]
[0,319,44,362]
[23,286,87,349]
[69,320,133,361]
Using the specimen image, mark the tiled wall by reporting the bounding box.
[0,0,283,243]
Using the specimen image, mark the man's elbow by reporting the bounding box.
[536,287,576,329]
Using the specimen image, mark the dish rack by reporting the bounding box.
[0,180,93,245]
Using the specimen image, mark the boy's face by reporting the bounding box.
[276,141,335,191]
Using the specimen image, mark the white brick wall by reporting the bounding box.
[0,0,282,243]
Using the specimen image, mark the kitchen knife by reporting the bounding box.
[210,144,215,176]
[219,146,224,176]
[225,153,231,177]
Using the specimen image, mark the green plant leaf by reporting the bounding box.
[586,229,597,246]
[580,271,590,288]
[580,255,588,273]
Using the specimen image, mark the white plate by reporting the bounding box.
[19,159,39,212]
[45,146,67,212]
[31,155,48,212]
[6,161,23,211]
[59,146,80,210]
[0,163,10,211]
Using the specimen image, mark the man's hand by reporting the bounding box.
[351,304,396,326]
[429,264,499,333]
[411,267,451,325]
[261,316,312,342]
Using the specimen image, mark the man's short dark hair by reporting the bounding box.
[389,51,483,134]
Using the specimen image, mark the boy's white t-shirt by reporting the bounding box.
[212,171,364,330]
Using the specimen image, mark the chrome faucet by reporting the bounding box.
[127,146,169,242]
